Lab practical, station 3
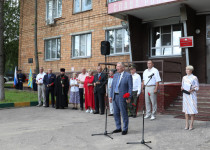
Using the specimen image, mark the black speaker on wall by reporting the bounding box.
[101,41,110,55]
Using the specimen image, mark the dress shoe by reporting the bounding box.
[52,105,55,108]
[128,114,133,117]
[122,130,128,135]
[133,115,136,118]
[108,114,113,116]
[94,112,99,114]
[112,129,122,133]
[44,106,49,108]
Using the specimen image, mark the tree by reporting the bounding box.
[0,0,5,101]
[4,0,19,74]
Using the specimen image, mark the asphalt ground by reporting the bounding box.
[0,106,210,150]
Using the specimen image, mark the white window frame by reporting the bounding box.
[46,0,62,23]
[106,28,130,56]
[150,24,182,58]
[73,0,92,14]
[71,33,92,59]
[44,37,61,61]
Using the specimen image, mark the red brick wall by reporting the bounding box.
[19,0,130,74]
[137,83,181,113]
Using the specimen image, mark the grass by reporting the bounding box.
[0,89,38,104]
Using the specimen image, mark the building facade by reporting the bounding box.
[19,0,131,74]
[108,0,210,83]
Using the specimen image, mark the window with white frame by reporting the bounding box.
[106,28,130,55]
[46,0,62,24]
[74,0,92,13]
[151,24,182,57]
[72,33,92,58]
[45,38,61,61]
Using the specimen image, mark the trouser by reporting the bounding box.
[79,88,84,109]
[128,91,138,116]
[108,89,114,114]
[38,84,46,105]
[113,94,129,131]
[18,82,23,90]
[145,86,157,116]
[94,92,105,113]
[46,87,55,106]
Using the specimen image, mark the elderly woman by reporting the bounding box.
[84,69,95,113]
[69,73,80,109]
[181,65,199,130]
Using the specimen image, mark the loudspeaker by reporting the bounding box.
[101,41,110,55]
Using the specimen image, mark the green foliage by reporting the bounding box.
[4,0,20,74]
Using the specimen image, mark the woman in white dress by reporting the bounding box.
[181,65,199,130]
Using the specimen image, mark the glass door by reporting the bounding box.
[206,15,210,83]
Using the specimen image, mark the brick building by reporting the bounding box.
[19,0,131,74]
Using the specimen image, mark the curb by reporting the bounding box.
[0,101,39,108]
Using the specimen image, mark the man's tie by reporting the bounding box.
[115,73,121,93]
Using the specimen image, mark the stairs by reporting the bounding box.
[164,84,210,121]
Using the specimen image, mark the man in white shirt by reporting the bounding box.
[142,60,161,120]
[128,64,141,118]
[36,67,46,107]
[77,68,88,110]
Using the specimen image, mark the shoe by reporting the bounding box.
[36,104,42,107]
[86,109,90,113]
[108,114,113,116]
[144,115,150,119]
[122,130,128,135]
[94,112,99,114]
[80,108,83,111]
[150,116,156,120]
[72,107,75,110]
[112,129,122,133]
[52,105,55,108]
[133,115,136,118]
[185,127,189,130]
[100,113,104,115]
[128,114,133,117]
[189,127,194,131]
[75,108,78,110]
[44,105,49,108]
[90,109,93,114]
[43,104,46,107]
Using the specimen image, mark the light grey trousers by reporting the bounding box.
[145,86,157,116]
[38,84,46,105]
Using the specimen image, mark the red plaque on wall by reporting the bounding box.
[179,36,194,48]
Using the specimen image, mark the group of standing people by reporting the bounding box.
[34,59,199,134]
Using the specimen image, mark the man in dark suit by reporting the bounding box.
[93,66,107,115]
[110,62,133,135]
[16,70,23,90]
[43,69,56,108]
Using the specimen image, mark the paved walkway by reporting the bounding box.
[0,107,210,150]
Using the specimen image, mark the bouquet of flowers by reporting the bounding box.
[123,93,130,99]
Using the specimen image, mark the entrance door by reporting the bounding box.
[207,16,210,83]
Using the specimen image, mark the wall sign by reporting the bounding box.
[179,36,194,48]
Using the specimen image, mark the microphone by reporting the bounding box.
[148,73,154,78]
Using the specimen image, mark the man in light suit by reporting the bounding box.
[109,62,133,135]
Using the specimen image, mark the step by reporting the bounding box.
[166,106,210,112]
[171,102,210,107]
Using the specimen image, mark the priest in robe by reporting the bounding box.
[55,68,69,109]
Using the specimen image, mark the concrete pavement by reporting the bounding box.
[0,107,210,150]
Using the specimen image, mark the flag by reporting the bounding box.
[28,68,33,88]
[14,67,18,86]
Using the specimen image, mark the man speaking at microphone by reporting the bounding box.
[142,60,161,120]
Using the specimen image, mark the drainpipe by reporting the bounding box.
[127,16,133,62]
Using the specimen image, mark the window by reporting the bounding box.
[106,28,129,55]
[72,33,92,58]
[74,0,92,13]
[151,24,182,57]
[45,38,61,61]
[46,0,62,24]
[108,0,119,3]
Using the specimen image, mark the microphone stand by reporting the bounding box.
[127,75,153,149]
[91,55,113,139]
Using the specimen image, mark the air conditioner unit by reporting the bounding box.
[46,18,55,25]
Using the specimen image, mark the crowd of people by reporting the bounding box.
[25,60,199,135]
